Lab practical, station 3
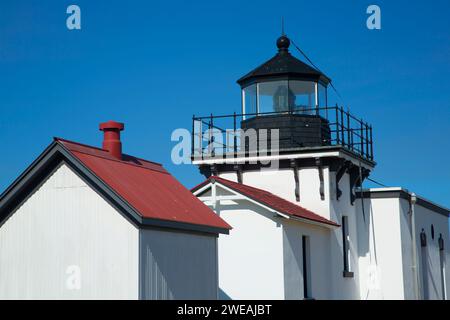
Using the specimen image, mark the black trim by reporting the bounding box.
[341,216,352,277]
[343,271,354,278]
[141,218,227,236]
[439,234,445,251]
[195,145,376,168]
[198,152,373,180]
[302,235,311,299]
[356,190,450,217]
[420,229,427,247]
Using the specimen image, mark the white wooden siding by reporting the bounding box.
[139,228,218,300]
[0,164,139,299]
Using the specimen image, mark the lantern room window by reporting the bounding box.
[259,80,289,114]
[318,82,327,107]
[243,84,257,115]
[242,80,326,117]
[289,80,316,114]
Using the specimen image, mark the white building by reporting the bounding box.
[191,35,450,300]
[0,121,230,300]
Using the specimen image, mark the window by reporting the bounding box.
[420,229,429,300]
[317,82,328,118]
[302,235,312,299]
[258,80,290,114]
[318,82,327,107]
[243,84,257,115]
[242,80,322,117]
[289,80,316,114]
[439,234,447,300]
[342,216,353,277]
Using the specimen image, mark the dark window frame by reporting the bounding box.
[342,216,354,278]
[302,235,313,299]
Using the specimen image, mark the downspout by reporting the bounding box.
[410,192,421,299]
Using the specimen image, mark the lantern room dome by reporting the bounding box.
[237,35,331,87]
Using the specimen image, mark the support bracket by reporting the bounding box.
[233,164,243,184]
[315,158,325,201]
[336,160,352,200]
[349,165,370,205]
[290,159,300,202]
[210,164,218,177]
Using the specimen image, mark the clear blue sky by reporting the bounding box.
[1,0,449,207]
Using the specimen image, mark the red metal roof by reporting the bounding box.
[55,138,231,232]
[193,176,339,227]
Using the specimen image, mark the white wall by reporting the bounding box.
[220,166,331,220]
[355,197,405,299]
[219,166,357,300]
[214,199,285,299]
[329,172,361,299]
[401,199,450,300]
[200,184,334,300]
[356,194,450,300]
[282,220,332,299]
[213,162,450,300]
[139,228,218,300]
[0,164,139,299]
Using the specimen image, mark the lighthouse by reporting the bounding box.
[191,35,449,300]
[192,34,374,217]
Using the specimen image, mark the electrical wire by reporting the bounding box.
[290,39,344,102]
[365,177,388,188]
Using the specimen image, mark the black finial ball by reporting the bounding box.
[276,35,290,51]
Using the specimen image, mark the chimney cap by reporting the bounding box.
[99,120,124,131]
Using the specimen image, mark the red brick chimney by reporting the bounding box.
[99,121,124,160]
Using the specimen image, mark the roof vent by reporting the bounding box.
[99,121,124,160]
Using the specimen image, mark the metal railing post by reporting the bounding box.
[346,109,350,149]
[360,119,364,157]
[335,105,340,145]
[370,125,374,160]
[209,114,213,157]
[340,107,345,147]
[365,123,370,160]
[233,112,237,157]
[191,115,195,159]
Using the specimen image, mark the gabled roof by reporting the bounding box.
[192,176,339,228]
[0,138,231,234]
[237,36,331,87]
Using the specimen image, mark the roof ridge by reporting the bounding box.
[55,138,167,174]
[55,137,163,165]
[54,137,105,152]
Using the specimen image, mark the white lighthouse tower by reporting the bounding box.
[191,34,449,300]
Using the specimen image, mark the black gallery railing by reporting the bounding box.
[191,105,374,162]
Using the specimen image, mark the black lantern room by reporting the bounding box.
[238,35,332,150]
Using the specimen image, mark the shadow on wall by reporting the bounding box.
[140,230,218,300]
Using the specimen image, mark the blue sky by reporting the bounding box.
[0,0,449,207]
